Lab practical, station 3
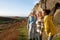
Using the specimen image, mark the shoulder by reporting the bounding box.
[44,15,49,19]
[29,16,32,18]
[44,15,51,22]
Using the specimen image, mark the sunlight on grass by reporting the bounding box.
[16,24,60,40]
[16,26,28,40]
[16,26,60,40]
[53,36,60,40]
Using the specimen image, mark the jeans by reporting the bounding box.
[28,23,36,39]
[35,32,42,40]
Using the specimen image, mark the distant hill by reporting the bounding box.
[0,16,27,24]
[0,17,16,21]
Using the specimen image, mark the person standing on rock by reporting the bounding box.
[36,11,44,40]
[42,9,57,40]
[27,10,37,40]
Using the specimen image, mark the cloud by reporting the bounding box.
[32,0,39,5]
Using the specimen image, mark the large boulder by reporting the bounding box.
[46,0,60,10]
[54,9,60,24]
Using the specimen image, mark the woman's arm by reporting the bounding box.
[27,17,30,30]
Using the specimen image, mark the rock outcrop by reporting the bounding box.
[33,0,60,24]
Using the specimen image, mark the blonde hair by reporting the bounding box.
[29,10,36,17]
[36,11,43,19]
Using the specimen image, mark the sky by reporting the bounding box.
[0,0,39,17]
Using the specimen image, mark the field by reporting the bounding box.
[0,17,27,40]
[0,17,60,40]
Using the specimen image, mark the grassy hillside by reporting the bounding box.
[0,17,27,40]
[0,17,60,40]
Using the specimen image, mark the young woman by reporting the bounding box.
[27,11,37,40]
[36,11,44,40]
[42,9,57,40]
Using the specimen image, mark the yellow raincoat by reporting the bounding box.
[44,15,57,36]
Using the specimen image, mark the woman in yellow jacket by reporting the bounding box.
[42,9,57,40]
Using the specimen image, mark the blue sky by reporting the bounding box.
[0,0,39,17]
